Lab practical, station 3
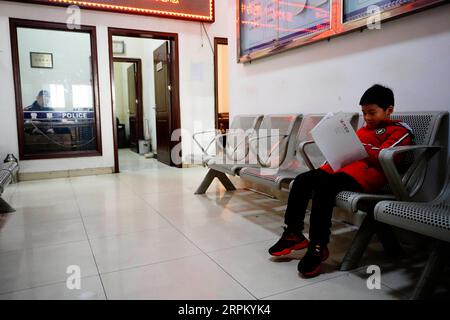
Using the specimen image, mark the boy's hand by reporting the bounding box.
[362,143,380,151]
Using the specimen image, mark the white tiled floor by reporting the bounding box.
[0,150,448,299]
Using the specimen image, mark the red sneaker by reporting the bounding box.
[297,243,329,278]
[268,227,309,257]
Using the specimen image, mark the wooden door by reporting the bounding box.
[214,38,229,150]
[127,63,138,152]
[153,42,172,166]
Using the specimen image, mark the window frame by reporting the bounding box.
[10,18,102,160]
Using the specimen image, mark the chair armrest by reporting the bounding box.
[298,140,316,170]
[192,130,221,156]
[212,132,228,154]
[248,134,289,167]
[216,130,256,160]
[379,145,440,201]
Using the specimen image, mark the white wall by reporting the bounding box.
[227,2,450,119]
[0,0,228,172]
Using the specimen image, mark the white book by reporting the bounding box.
[310,112,368,171]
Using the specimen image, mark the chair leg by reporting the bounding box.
[340,212,376,271]
[216,171,237,192]
[12,170,19,184]
[194,169,236,194]
[411,241,449,300]
[374,222,404,257]
[0,196,15,214]
[195,169,216,194]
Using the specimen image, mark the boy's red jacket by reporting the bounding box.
[319,119,414,193]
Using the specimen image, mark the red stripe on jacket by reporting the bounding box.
[319,119,414,193]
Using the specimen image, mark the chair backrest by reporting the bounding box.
[277,114,325,171]
[224,115,263,161]
[281,113,359,171]
[252,114,302,168]
[390,112,449,201]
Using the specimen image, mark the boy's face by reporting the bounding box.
[361,104,393,129]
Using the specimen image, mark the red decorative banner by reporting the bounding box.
[14,0,215,22]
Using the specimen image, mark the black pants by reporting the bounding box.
[284,169,362,245]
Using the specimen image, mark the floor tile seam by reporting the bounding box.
[376,279,411,300]
[0,238,91,256]
[192,250,259,300]
[97,252,206,277]
[168,215,259,229]
[137,201,228,212]
[0,274,103,297]
[202,236,280,255]
[85,225,177,242]
[122,177,297,299]
[81,176,210,299]
[78,208,166,218]
[1,216,85,230]
[131,181,350,300]
[173,226,263,299]
[132,192,259,300]
[69,178,109,300]
[156,217,279,253]
[258,271,352,300]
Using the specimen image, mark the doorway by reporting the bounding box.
[214,38,229,141]
[109,28,181,172]
[113,58,143,153]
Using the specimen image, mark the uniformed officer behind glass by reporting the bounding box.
[24,89,55,134]
[25,89,54,111]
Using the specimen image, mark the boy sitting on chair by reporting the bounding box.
[269,84,414,278]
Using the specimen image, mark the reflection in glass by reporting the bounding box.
[17,27,97,155]
[239,0,331,56]
[342,0,411,24]
[48,84,66,109]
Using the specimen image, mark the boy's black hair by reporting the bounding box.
[359,84,394,110]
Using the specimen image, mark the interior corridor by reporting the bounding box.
[1,166,447,300]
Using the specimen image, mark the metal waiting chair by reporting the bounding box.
[194,114,302,194]
[191,115,263,167]
[239,113,359,190]
[374,164,450,299]
[238,114,324,190]
[300,111,449,270]
[0,161,19,214]
[193,114,263,194]
[340,112,449,270]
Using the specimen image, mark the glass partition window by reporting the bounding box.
[11,19,101,159]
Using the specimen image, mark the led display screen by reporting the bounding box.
[14,0,215,22]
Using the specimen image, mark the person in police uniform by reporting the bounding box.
[25,90,54,111]
[24,89,56,135]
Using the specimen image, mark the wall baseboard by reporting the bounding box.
[19,167,114,181]
[182,163,204,168]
